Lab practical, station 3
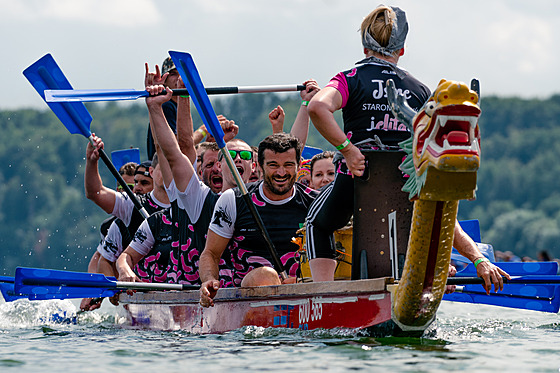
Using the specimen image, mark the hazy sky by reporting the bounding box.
[2,0,559,109]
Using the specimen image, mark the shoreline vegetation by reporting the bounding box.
[1,93,560,274]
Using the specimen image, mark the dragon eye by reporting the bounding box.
[424,102,436,117]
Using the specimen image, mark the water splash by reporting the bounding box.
[0,299,78,328]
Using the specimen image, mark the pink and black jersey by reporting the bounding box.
[328,57,430,146]
[130,207,173,283]
[210,181,318,287]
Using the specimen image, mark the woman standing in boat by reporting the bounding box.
[305,5,509,291]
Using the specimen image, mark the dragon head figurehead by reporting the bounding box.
[394,79,481,201]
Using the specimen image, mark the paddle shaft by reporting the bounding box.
[19,273,198,292]
[91,136,149,219]
[447,276,560,285]
[455,286,554,301]
[45,85,306,103]
[190,85,305,95]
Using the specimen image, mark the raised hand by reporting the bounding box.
[300,79,321,102]
[268,105,285,134]
[220,115,239,142]
[145,85,173,107]
[144,63,169,88]
[86,133,104,162]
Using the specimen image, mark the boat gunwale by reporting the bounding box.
[119,277,392,305]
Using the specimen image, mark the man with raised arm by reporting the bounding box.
[116,81,245,284]
[116,74,319,286]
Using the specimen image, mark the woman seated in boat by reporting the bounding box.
[309,151,335,190]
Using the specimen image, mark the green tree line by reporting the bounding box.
[1,93,559,274]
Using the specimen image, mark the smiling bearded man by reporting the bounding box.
[199,133,319,307]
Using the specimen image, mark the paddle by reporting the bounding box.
[13,267,199,300]
[454,286,554,301]
[0,276,26,302]
[0,276,14,283]
[446,275,560,285]
[22,54,149,219]
[45,85,306,103]
[446,284,560,313]
[169,50,288,281]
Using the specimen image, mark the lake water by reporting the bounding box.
[1,297,559,372]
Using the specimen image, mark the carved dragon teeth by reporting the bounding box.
[421,114,480,157]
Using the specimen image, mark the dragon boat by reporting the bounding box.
[118,79,483,336]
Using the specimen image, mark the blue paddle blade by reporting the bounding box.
[301,146,324,160]
[19,285,118,301]
[444,283,560,313]
[169,51,226,148]
[455,261,559,277]
[45,89,149,102]
[14,267,120,300]
[0,276,14,283]
[111,148,141,172]
[22,54,93,138]
[0,282,28,302]
[15,267,117,290]
[446,262,560,312]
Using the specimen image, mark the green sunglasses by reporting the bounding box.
[219,149,253,161]
[117,183,135,192]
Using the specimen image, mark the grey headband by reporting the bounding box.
[361,6,408,57]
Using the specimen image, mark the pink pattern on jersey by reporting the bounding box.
[143,252,160,264]
[183,272,200,282]
[188,247,199,262]
[162,214,172,225]
[169,249,179,265]
[181,252,194,271]
[236,248,250,260]
[153,265,163,276]
[167,271,178,283]
[180,238,192,251]
[188,224,194,232]
[251,193,266,207]
[135,266,148,278]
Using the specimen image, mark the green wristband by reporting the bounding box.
[335,139,351,151]
[474,257,489,268]
[301,100,309,106]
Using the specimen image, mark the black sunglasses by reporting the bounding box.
[218,149,253,161]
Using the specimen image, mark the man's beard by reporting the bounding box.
[263,172,296,196]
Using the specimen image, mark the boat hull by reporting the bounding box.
[119,278,405,335]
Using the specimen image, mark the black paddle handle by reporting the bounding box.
[98,148,149,219]
[168,85,305,96]
[241,193,288,280]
